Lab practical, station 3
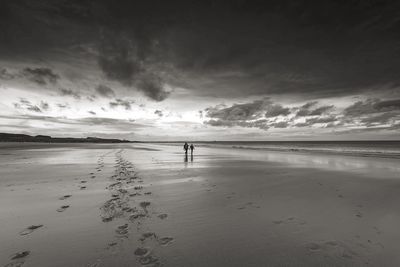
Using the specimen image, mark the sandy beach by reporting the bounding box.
[1,142,400,267]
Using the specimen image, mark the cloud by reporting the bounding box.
[265,104,290,118]
[97,32,169,101]
[205,100,267,121]
[59,88,81,99]
[204,99,292,130]
[0,68,15,80]
[271,121,289,128]
[98,33,142,86]
[205,119,270,130]
[109,98,134,110]
[56,103,69,109]
[13,98,42,113]
[296,103,334,117]
[95,84,115,98]
[27,105,42,112]
[136,73,169,102]
[344,98,400,116]
[88,111,96,115]
[2,1,400,102]
[21,67,59,85]
[40,101,49,110]
[360,112,399,126]
[154,110,163,117]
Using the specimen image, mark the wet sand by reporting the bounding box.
[1,143,400,266]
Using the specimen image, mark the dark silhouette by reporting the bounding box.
[190,144,194,155]
[183,142,189,155]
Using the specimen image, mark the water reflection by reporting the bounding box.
[205,146,400,178]
[184,153,188,167]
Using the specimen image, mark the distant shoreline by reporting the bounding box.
[0,133,134,143]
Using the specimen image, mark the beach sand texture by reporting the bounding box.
[1,142,400,267]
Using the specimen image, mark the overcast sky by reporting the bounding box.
[1,0,399,140]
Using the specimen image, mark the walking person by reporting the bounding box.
[183,142,189,155]
[190,144,194,155]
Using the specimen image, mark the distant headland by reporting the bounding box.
[0,133,133,143]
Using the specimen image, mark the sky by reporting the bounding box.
[0,0,399,141]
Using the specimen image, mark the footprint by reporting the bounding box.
[305,242,321,252]
[80,181,87,183]
[59,195,71,200]
[273,220,283,225]
[138,254,160,266]
[144,192,152,195]
[80,186,87,190]
[116,224,129,235]
[11,251,30,260]
[19,225,43,235]
[57,205,70,212]
[157,214,168,220]
[140,201,151,209]
[158,237,174,246]
[355,211,363,218]
[134,247,149,256]
[325,240,339,247]
[139,232,157,241]
[102,216,113,222]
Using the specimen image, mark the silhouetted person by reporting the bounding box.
[183,142,189,155]
[190,144,194,155]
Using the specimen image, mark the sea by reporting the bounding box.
[160,141,400,159]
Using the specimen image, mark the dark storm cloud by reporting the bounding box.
[2,1,400,101]
[98,33,142,86]
[21,67,59,85]
[97,31,169,101]
[109,98,134,110]
[136,73,169,102]
[95,84,115,98]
